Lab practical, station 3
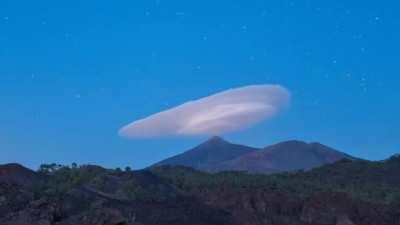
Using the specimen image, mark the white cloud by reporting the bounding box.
[119,85,290,138]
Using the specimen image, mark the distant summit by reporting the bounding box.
[153,138,356,173]
[204,136,228,144]
[152,136,258,171]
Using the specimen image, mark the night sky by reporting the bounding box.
[1,0,399,169]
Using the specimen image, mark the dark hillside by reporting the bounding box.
[1,156,400,225]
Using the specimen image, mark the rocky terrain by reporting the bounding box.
[1,154,400,225]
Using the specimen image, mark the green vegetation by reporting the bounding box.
[34,163,174,202]
[151,157,400,205]
[32,156,400,205]
[36,163,107,194]
[3,157,400,225]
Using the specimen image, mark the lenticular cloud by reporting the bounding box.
[119,85,290,138]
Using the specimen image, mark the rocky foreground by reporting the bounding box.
[1,156,400,225]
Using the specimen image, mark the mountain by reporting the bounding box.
[211,140,355,173]
[152,136,258,171]
[153,138,355,174]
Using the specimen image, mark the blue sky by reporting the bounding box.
[1,0,399,169]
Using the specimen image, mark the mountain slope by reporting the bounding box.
[151,155,400,225]
[211,140,355,173]
[1,155,400,225]
[152,136,258,171]
[0,163,41,187]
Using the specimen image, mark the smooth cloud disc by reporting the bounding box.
[119,85,290,138]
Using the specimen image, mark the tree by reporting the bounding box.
[125,166,132,172]
[38,163,63,174]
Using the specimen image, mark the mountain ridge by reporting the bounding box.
[153,136,258,171]
[210,140,356,173]
[153,137,356,173]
